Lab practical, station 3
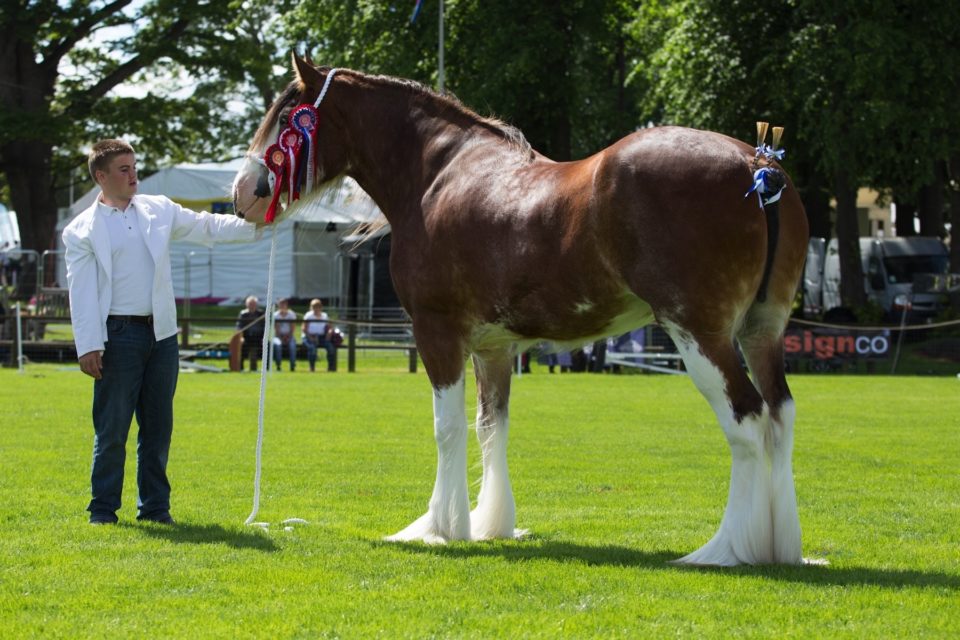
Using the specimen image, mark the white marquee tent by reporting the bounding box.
[58,160,383,303]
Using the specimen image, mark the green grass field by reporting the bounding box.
[1,366,957,638]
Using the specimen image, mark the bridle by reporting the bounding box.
[245,68,339,223]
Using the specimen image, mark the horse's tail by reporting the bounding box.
[754,167,786,303]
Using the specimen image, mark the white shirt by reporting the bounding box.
[98,200,155,315]
[63,193,258,357]
[274,309,297,337]
[303,310,329,336]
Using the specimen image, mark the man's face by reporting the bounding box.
[97,153,138,202]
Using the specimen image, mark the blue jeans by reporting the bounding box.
[272,336,297,370]
[88,318,179,519]
[304,335,337,371]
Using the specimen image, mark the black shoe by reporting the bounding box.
[89,512,118,525]
[138,513,175,525]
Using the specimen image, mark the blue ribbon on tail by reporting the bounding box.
[745,166,786,208]
[756,143,785,162]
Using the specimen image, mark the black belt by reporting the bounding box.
[108,314,153,325]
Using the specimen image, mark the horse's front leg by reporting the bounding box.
[470,352,523,540]
[386,319,471,544]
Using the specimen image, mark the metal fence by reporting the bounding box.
[2,297,958,376]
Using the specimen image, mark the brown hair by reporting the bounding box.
[88,139,135,183]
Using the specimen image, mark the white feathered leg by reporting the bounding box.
[739,328,805,565]
[770,398,802,563]
[386,374,471,543]
[470,403,519,539]
[469,354,520,539]
[667,327,775,566]
[677,408,775,565]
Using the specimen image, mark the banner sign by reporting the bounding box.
[784,327,892,360]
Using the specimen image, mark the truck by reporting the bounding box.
[803,236,957,321]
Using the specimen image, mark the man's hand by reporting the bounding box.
[78,351,103,379]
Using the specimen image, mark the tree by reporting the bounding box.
[634,0,960,311]
[788,0,960,307]
[279,0,643,161]
[0,0,287,262]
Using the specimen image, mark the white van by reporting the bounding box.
[805,236,951,320]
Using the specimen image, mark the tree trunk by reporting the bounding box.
[894,195,917,236]
[917,162,946,238]
[834,169,865,309]
[797,162,831,240]
[2,141,59,255]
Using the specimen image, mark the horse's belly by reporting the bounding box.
[469,290,654,353]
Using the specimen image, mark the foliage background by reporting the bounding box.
[2,0,959,302]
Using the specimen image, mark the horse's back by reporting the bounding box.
[586,126,807,324]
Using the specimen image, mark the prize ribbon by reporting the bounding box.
[263,143,287,223]
[278,127,303,204]
[291,104,319,195]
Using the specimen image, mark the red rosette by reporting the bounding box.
[263,143,287,223]
[278,127,302,202]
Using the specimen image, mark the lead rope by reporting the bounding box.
[244,227,307,531]
[245,68,338,530]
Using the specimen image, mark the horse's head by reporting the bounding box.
[233,55,349,224]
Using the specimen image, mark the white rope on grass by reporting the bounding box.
[244,226,308,531]
[244,71,340,530]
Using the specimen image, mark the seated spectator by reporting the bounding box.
[236,295,265,372]
[272,297,298,371]
[301,298,337,372]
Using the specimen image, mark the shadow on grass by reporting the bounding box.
[125,521,279,552]
[377,538,959,590]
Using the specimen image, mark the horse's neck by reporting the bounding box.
[337,82,495,221]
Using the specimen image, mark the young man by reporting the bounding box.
[63,139,259,525]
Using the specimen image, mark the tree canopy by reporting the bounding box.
[2,0,958,308]
[0,0,287,254]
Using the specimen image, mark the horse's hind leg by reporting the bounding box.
[739,310,803,564]
[664,323,776,566]
[470,352,522,539]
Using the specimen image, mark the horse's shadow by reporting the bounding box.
[123,521,279,552]
[376,538,959,591]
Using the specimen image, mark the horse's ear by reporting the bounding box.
[292,52,319,89]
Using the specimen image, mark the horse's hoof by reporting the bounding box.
[384,511,468,544]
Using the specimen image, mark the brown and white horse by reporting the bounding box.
[234,56,809,566]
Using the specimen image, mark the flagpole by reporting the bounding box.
[438,0,445,94]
